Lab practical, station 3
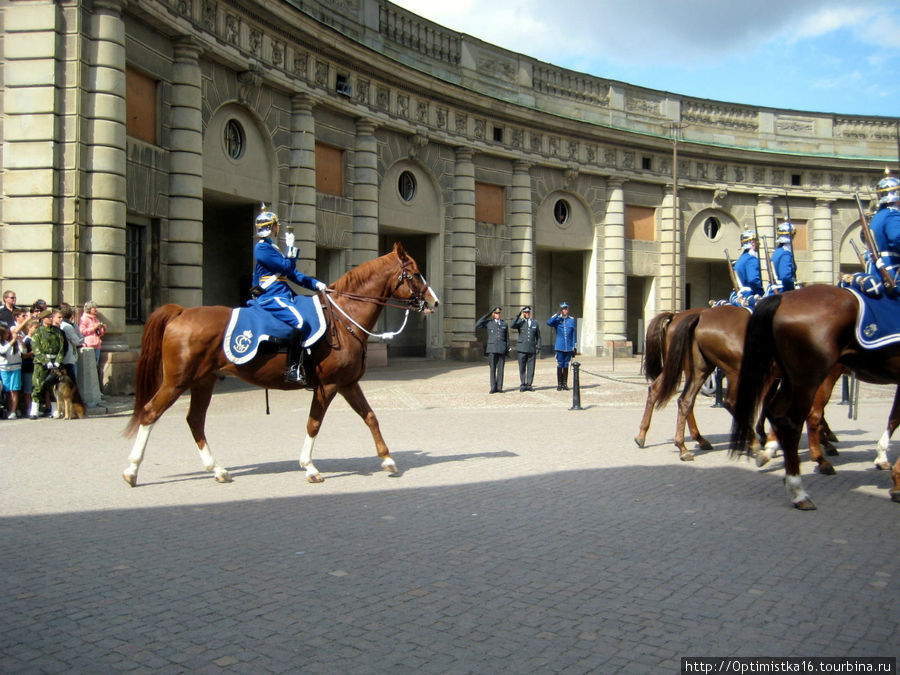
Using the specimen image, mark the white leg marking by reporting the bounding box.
[197,441,231,482]
[299,434,319,479]
[382,456,398,473]
[124,423,153,481]
[785,474,810,504]
[875,430,891,468]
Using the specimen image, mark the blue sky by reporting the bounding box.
[391,0,899,118]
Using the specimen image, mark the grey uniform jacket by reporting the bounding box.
[511,316,542,354]
[475,313,509,354]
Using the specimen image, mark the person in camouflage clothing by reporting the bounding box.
[29,309,65,418]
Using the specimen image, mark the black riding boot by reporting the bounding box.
[283,328,306,384]
[561,367,570,390]
[556,367,563,391]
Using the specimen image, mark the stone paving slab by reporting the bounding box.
[1,355,898,672]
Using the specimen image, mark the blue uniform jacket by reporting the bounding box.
[547,314,577,352]
[252,238,321,301]
[870,206,900,285]
[771,245,795,292]
[734,251,763,298]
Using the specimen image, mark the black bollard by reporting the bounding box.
[839,373,850,405]
[569,361,583,410]
[712,368,725,408]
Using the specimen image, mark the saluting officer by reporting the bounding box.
[475,306,509,393]
[771,221,797,292]
[512,306,541,392]
[547,302,577,391]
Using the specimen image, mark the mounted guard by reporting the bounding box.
[249,204,327,384]
[769,221,797,293]
[730,230,763,308]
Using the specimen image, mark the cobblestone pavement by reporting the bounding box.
[1,355,898,673]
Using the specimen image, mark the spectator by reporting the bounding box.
[79,300,106,365]
[0,290,16,327]
[0,315,26,419]
[57,303,84,381]
[30,299,48,319]
[18,317,37,419]
[30,309,64,419]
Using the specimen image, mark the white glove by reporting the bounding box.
[283,231,295,249]
[315,281,327,292]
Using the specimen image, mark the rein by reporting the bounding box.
[323,291,410,341]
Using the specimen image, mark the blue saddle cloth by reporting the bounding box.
[845,288,900,349]
[223,295,327,365]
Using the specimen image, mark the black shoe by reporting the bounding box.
[489,388,497,394]
[283,364,307,385]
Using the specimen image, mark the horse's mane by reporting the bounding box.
[331,248,398,294]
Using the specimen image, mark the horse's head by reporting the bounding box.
[391,242,440,313]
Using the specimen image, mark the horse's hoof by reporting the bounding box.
[307,473,324,484]
[876,461,892,471]
[634,436,646,448]
[698,439,713,451]
[123,472,137,488]
[890,489,900,503]
[755,453,771,468]
[817,464,836,476]
[215,471,232,483]
[793,498,817,511]
[679,451,694,462]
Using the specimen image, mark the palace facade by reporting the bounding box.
[1,0,897,389]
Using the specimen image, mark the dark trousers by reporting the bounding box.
[517,351,536,387]
[487,353,505,392]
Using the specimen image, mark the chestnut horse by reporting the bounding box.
[653,303,844,468]
[123,243,439,486]
[731,285,900,508]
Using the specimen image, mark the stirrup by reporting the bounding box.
[283,364,306,385]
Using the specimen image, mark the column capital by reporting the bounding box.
[173,36,202,62]
[455,146,474,162]
[355,117,378,135]
[291,93,316,114]
[606,177,626,190]
[93,0,127,16]
[513,159,531,174]
[815,197,835,209]
[756,194,774,206]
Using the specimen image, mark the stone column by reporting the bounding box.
[658,186,681,310]
[811,198,835,284]
[166,37,204,307]
[446,147,477,355]
[1,1,61,304]
[508,161,533,310]
[350,118,379,269]
[602,178,627,348]
[288,93,317,274]
[756,194,776,287]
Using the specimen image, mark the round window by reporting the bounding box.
[554,199,570,225]
[703,216,721,240]
[224,119,245,160]
[398,171,417,202]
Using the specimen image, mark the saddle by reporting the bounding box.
[223,295,327,365]
[845,287,900,349]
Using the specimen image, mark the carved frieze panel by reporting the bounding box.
[455,112,467,135]
[416,101,428,123]
[625,91,662,116]
[376,86,390,111]
[397,94,409,118]
[356,78,369,104]
[530,133,542,153]
[314,61,329,87]
[474,119,486,140]
[776,115,815,136]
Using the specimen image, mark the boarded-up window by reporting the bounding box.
[315,142,343,196]
[475,182,505,224]
[626,205,655,241]
[789,220,807,251]
[126,67,157,144]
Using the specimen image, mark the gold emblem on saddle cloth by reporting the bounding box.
[863,322,878,339]
[234,329,254,354]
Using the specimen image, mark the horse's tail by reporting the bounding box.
[730,296,781,455]
[642,311,675,381]
[655,311,701,409]
[124,304,184,437]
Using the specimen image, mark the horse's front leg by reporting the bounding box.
[300,386,338,483]
[186,377,231,483]
[341,382,399,475]
[634,381,658,448]
[875,386,900,471]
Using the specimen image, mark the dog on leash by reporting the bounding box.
[49,367,86,420]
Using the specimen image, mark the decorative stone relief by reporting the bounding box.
[237,65,262,104]
[603,148,616,167]
[696,163,707,179]
[474,119,486,140]
[294,52,308,78]
[771,169,784,185]
[714,165,726,181]
[829,173,843,188]
[810,172,822,187]
[682,101,758,131]
[567,141,578,161]
[477,53,517,84]
[752,167,766,184]
[225,14,240,44]
[416,101,428,123]
[376,86,390,111]
[622,151,634,169]
[171,0,189,17]
[397,94,409,118]
[776,115,815,135]
[314,61,328,87]
[249,28,262,56]
[563,165,579,185]
[585,145,596,163]
[712,186,728,207]
[549,137,559,156]
[455,112,467,135]
[511,129,523,149]
[271,40,284,67]
[625,91,662,116]
[436,107,447,130]
[202,0,216,30]
[734,167,745,183]
[355,78,369,104]
[408,132,428,158]
[530,133,542,153]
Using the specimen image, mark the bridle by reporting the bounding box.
[320,258,432,341]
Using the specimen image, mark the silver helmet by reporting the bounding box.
[740,230,757,250]
[255,203,278,238]
[877,170,900,207]
[776,221,796,244]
